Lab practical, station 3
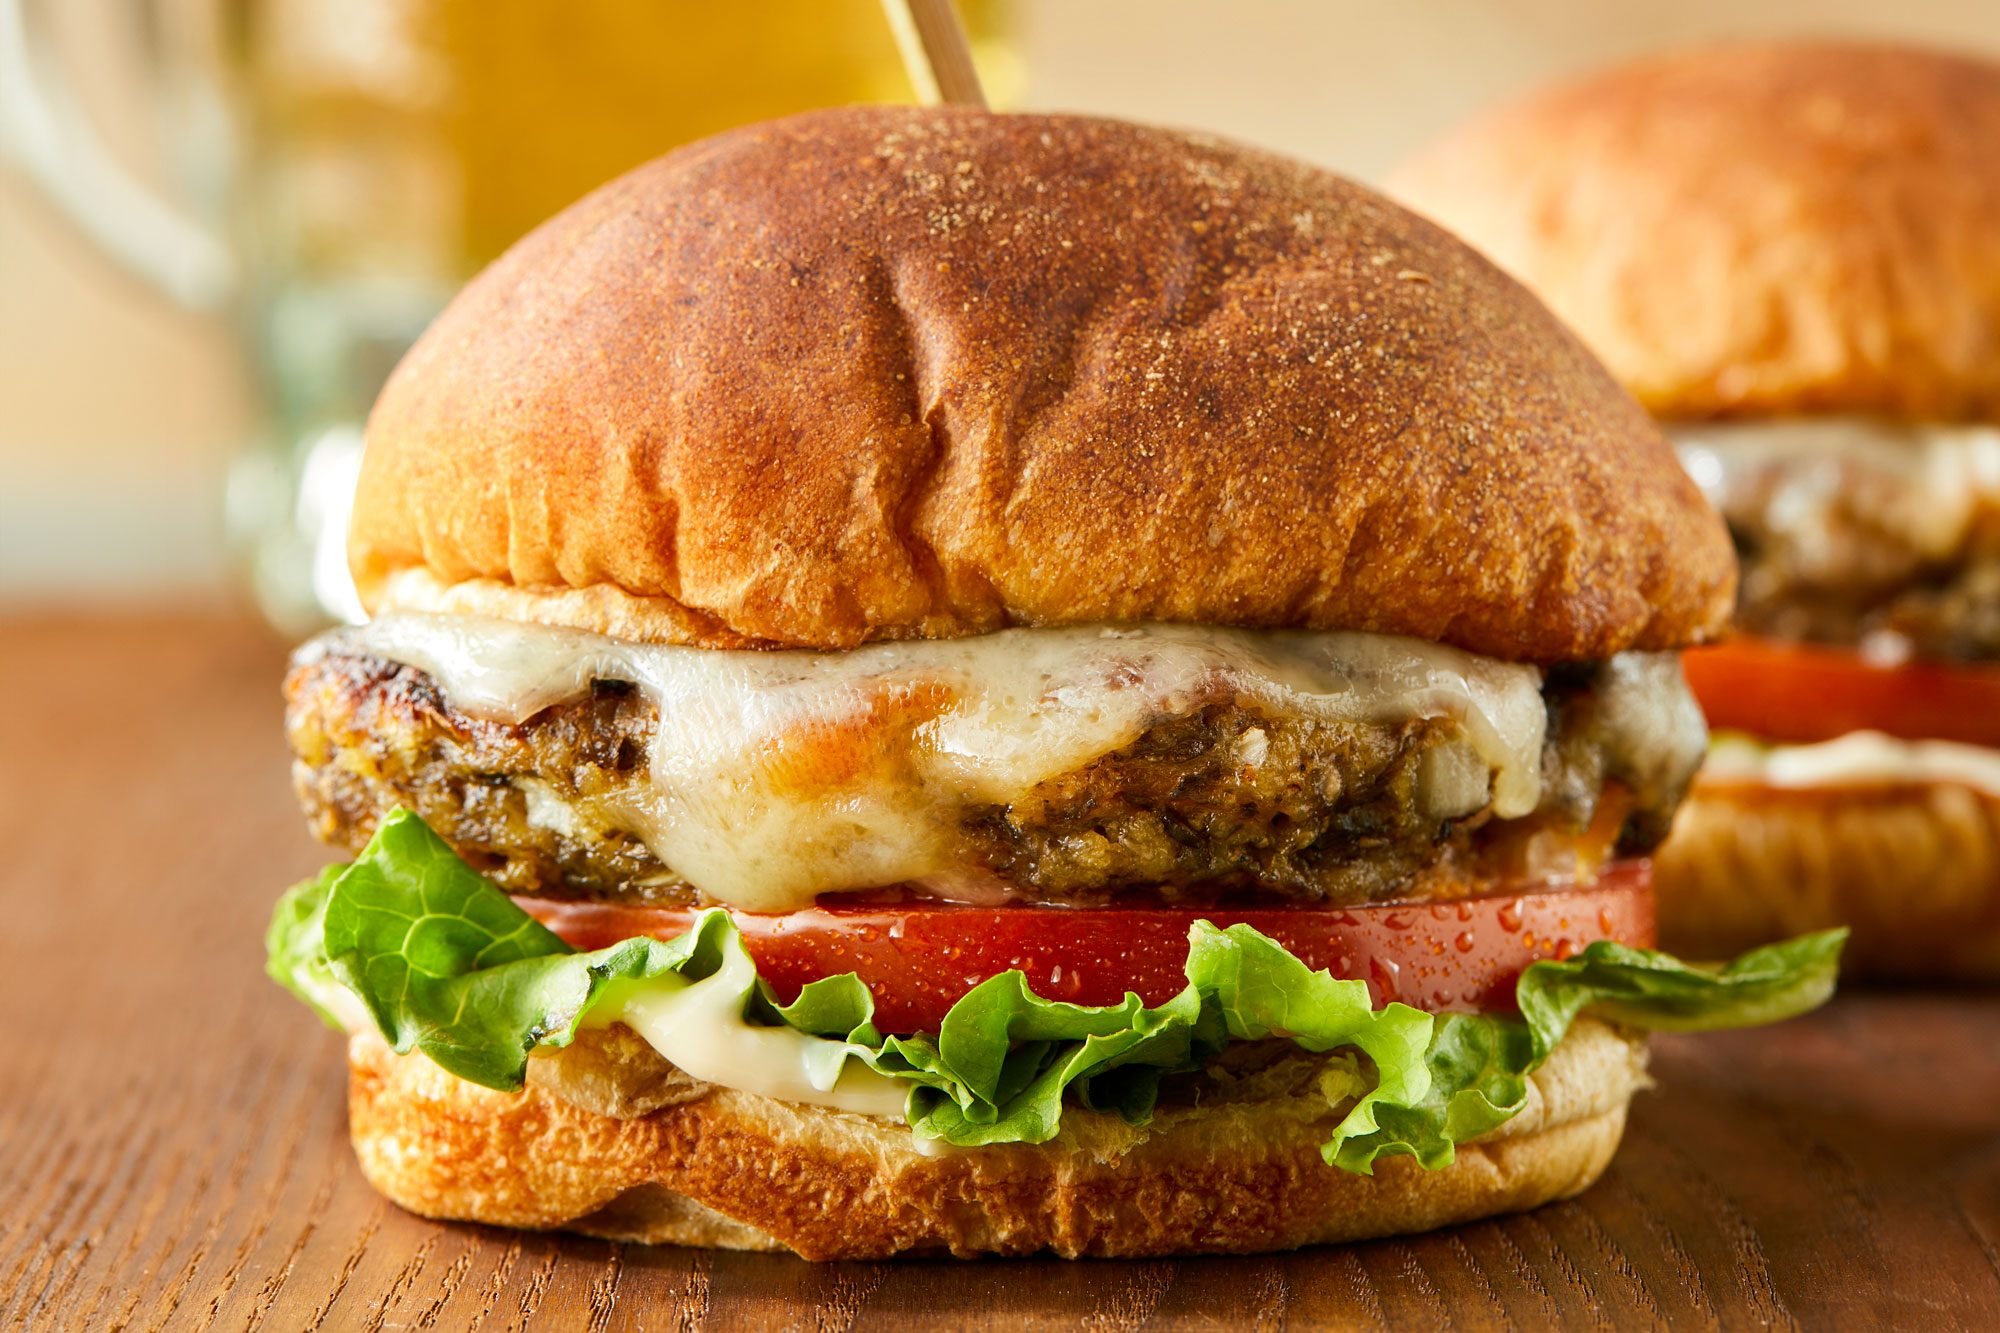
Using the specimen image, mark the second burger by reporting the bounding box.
[1393,40,2000,977]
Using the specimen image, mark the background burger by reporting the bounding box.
[1390,40,2000,979]
[267,106,1838,1260]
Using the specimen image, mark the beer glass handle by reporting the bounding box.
[0,0,234,309]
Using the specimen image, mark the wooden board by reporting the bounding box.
[5,611,1999,1329]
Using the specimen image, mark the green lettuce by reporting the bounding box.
[270,809,1844,1170]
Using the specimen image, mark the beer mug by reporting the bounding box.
[0,0,1012,631]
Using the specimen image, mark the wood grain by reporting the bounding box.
[5,611,2000,1329]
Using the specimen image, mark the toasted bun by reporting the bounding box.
[1389,41,2000,422]
[351,107,1730,663]
[346,1020,1645,1259]
[1655,776,2000,978]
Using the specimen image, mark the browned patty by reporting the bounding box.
[286,645,1671,909]
[1714,453,2000,659]
[1736,550,2000,661]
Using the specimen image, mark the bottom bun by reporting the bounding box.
[346,1019,1645,1259]
[1655,777,2000,979]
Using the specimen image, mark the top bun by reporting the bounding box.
[1389,41,2000,423]
[352,107,1730,663]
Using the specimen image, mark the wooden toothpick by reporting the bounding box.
[881,0,988,108]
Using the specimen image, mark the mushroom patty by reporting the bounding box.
[286,643,1697,909]
[1677,422,2000,660]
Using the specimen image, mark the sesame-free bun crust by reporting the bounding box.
[346,1021,1645,1259]
[1656,776,2000,979]
[1389,41,2000,422]
[352,107,1730,663]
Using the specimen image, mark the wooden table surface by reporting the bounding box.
[7,610,2000,1331]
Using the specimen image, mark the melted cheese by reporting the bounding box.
[339,615,1550,913]
[1706,731,2000,796]
[1673,419,2000,564]
[581,942,909,1118]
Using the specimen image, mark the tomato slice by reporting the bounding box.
[519,863,1656,1035]
[1683,636,2000,748]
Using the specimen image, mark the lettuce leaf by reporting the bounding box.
[266,865,347,1029]
[1327,929,1846,1172]
[271,809,1844,1168]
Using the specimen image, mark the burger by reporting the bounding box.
[1389,40,2000,978]
[266,107,1839,1259]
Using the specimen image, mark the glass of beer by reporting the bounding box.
[0,0,1014,630]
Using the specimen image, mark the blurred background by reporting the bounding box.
[4,0,1998,631]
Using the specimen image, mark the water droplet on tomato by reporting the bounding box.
[1454,931,1476,954]
[1497,899,1524,933]
[1554,938,1576,960]
[1598,908,1615,936]
[1521,931,1536,949]
[1455,901,1473,922]
[1383,913,1411,932]
[1369,955,1402,1004]
[1430,904,1452,922]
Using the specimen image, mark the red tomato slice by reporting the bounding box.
[1684,636,2000,749]
[519,862,1656,1035]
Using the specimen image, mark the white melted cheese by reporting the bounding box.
[1673,419,2000,567]
[339,614,1550,913]
[579,941,909,1118]
[1706,731,2000,796]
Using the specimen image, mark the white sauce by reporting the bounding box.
[1673,419,2000,568]
[298,967,377,1034]
[1706,731,2000,796]
[310,933,909,1118]
[335,615,1552,913]
[580,941,909,1118]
